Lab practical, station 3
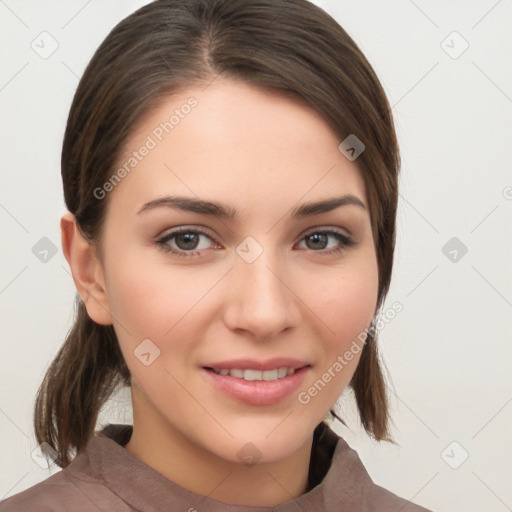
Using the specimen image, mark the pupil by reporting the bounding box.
[307,233,327,250]
[177,233,199,250]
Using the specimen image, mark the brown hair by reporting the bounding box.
[34,0,400,468]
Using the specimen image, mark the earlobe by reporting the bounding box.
[60,212,113,326]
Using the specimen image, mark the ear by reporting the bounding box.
[60,212,113,325]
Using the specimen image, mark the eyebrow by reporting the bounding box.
[137,194,366,219]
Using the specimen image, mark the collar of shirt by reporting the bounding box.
[79,422,372,512]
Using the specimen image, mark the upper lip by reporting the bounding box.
[202,357,311,371]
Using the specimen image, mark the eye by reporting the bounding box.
[155,227,217,258]
[155,227,356,259]
[296,229,356,256]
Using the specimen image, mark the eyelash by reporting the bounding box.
[155,226,356,259]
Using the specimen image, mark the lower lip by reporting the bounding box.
[202,366,310,406]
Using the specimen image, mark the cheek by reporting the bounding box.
[306,255,379,342]
[104,258,209,393]
[104,250,218,352]
[300,250,379,399]
[301,265,378,409]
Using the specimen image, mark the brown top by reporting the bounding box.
[0,423,433,511]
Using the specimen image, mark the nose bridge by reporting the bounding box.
[225,235,299,338]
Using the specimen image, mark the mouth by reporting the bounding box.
[201,365,311,406]
[202,365,310,381]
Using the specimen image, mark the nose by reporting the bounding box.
[223,243,301,340]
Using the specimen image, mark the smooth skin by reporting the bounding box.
[61,77,379,506]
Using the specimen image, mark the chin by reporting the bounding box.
[204,425,313,466]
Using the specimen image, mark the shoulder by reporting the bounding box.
[329,435,434,512]
[366,481,434,511]
[0,449,129,512]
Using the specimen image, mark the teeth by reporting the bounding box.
[211,367,297,381]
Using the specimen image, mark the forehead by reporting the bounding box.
[106,78,368,221]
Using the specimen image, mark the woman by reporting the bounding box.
[1,0,433,510]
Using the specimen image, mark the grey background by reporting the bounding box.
[1,1,511,510]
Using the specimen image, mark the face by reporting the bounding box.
[96,78,379,464]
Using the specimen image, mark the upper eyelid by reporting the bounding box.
[157,225,217,243]
[301,225,352,237]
